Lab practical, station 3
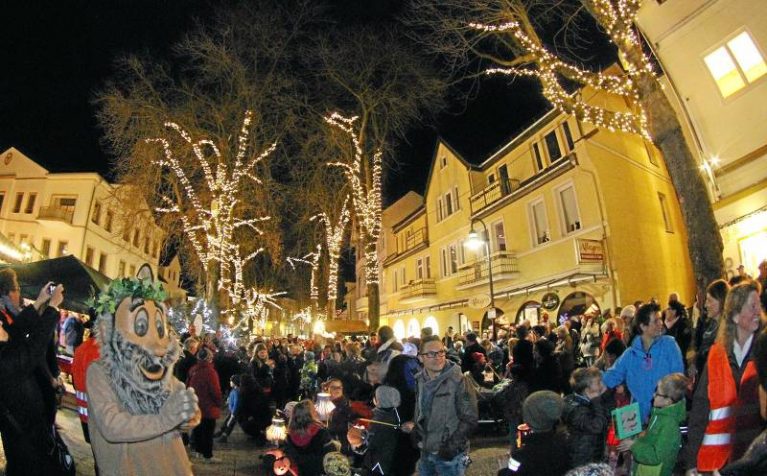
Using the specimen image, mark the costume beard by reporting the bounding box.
[99,319,181,415]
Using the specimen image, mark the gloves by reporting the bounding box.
[161,388,199,428]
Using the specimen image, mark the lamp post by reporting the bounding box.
[465,218,497,342]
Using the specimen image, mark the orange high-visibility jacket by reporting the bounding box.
[71,337,100,423]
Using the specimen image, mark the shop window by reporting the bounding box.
[393,320,406,340]
[704,31,766,98]
[407,318,420,338]
[423,315,440,336]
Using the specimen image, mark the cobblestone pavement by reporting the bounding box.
[0,403,510,476]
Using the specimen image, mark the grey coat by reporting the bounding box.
[413,361,478,455]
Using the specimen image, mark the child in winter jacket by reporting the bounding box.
[214,374,241,442]
[617,373,687,476]
[348,385,401,475]
[562,367,613,468]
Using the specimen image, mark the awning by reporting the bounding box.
[4,255,111,313]
[322,319,369,335]
[501,272,608,300]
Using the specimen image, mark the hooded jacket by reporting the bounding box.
[630,399,686,476]
[562,392,612,467]
[602,335,683,423]
[413,360,478,455]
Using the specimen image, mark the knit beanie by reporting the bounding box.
[523,390,563,432]
[323,451,351,476]
[375,385,401,409]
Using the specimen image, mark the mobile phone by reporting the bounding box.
[48,283,57,295]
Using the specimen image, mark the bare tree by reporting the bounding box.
[407,0,724,296]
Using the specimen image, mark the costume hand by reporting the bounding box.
[161,388,199,427]
[179,407,201,432]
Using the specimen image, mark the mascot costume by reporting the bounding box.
[87,266,200,475]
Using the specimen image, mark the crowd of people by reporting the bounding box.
[1,261,767,476]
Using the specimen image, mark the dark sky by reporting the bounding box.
[0,0,612,205]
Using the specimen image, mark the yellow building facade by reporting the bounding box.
[377,93,695,338]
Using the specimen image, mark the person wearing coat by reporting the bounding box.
[187,347,223,462]
[0,276,64,476]
[602,303,684,424]
[283,400,338,476]
[562,368,612,468]
[348,385,402,475]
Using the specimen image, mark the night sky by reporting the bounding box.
[1,0,613,205]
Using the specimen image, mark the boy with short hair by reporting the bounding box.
[215,374,241,443]
[617,373,688,476]
[562,367,612,468]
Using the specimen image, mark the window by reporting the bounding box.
[449,243,458,274]
[533,143,545,171]
[445,192,453,216]
[492,221,507,252]
[57,241,69,257]
[24,193,36,214]
[488,174,496,184]
[153,240,159,258]
[91,202,101,224]
[122,225,131,242]
[41,239,51,257]
[104,210,114,232]
[12,193,23,213]
[85,247,95,267]
[98,253,107,274]
[399,267,406,287]
[144,237,150,254]
[7,233,14,243]
[416,256,428,280]
[558,185,582,233]
[440,247,448,277]
[437,197,443,222]
[530,199,550,245]
[454,187,460,210]
[704,31,766,98]
[129,264,136,277]
[19,234,28,245]
[0,192,5,212]
[392,270,399,292]
[133,229,140,248]
[118,260,126,277]
[658,193,674,233]
[440,156,448,169]
[545,130,563,162]
[562,121,575,151]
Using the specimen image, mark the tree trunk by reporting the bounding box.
[638,76,725,296]
[205,266,221,322]
[367,282,380,332]
[326,299,336,319]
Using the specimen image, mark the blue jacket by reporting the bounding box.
[602,335,683,423]
[227,387,239,414]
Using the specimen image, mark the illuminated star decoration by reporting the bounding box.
[324,113,382,286]
[310,197,350,303]
[146,110,275,314]
[469,0,652,139]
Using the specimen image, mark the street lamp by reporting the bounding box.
[465,218,498,342]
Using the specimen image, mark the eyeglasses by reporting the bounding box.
[328,385,343,390]
[420,350,446,359]
[653,390,672,400]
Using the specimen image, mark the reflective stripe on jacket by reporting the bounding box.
[697,342,758,471]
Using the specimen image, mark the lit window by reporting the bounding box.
[493,221,507,252]
[393,320,406,340]
[530,199,550,245]
[407,318,420,338]
[423,316,440,336]
[704,31,766,98]
[558,185,581,233]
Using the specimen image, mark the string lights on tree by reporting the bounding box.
[324,113,383,288]
[146,110,276,316]
[310,198,350,305]
[287,243,322,303]
[468,0,653,139]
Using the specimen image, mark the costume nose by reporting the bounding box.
[149,341,167,357]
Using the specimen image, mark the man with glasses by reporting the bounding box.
[402,335,478,476]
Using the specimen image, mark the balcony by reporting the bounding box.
[384,227,429,266]
[470,153,577,217]
[470,178,520,215]
[456,251,519,289]
[37,206,74,224]
[399,279,437,304]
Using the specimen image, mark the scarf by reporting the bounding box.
[0,295,20,318]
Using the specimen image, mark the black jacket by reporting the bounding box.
[0,304,60,476]
[562,393,612,467]
[498,430,569,476]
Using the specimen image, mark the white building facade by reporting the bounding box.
[637,0,767,277]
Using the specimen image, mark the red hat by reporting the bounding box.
[471,352,486,364]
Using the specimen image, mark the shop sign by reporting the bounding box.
[541,292,560,310]
[576,238,604,263]
[468,293,491,309]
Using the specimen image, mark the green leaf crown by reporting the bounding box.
[89,277,167,315]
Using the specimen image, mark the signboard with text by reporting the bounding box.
[576,239,605,264]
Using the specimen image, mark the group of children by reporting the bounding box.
[502,369,688,476]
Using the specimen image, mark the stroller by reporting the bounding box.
[464,365,506,430]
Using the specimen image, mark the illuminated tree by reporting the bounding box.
[407,0,724,294]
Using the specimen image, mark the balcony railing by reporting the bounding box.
[385,227,428,264]
[470,178,520,216]
[399,279,437,302]
[38,206,75,224]
[458,252,519,287]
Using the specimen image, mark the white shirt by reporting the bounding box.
[733,333,754,367]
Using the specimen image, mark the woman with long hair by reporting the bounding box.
[284,400,337,475]
[689,279,729,382]
[682,281,764,474]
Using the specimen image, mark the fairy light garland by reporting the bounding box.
[146,110,276,315]
[310,198,350,302]
[468,0,654,139]
[324,113,382,286]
